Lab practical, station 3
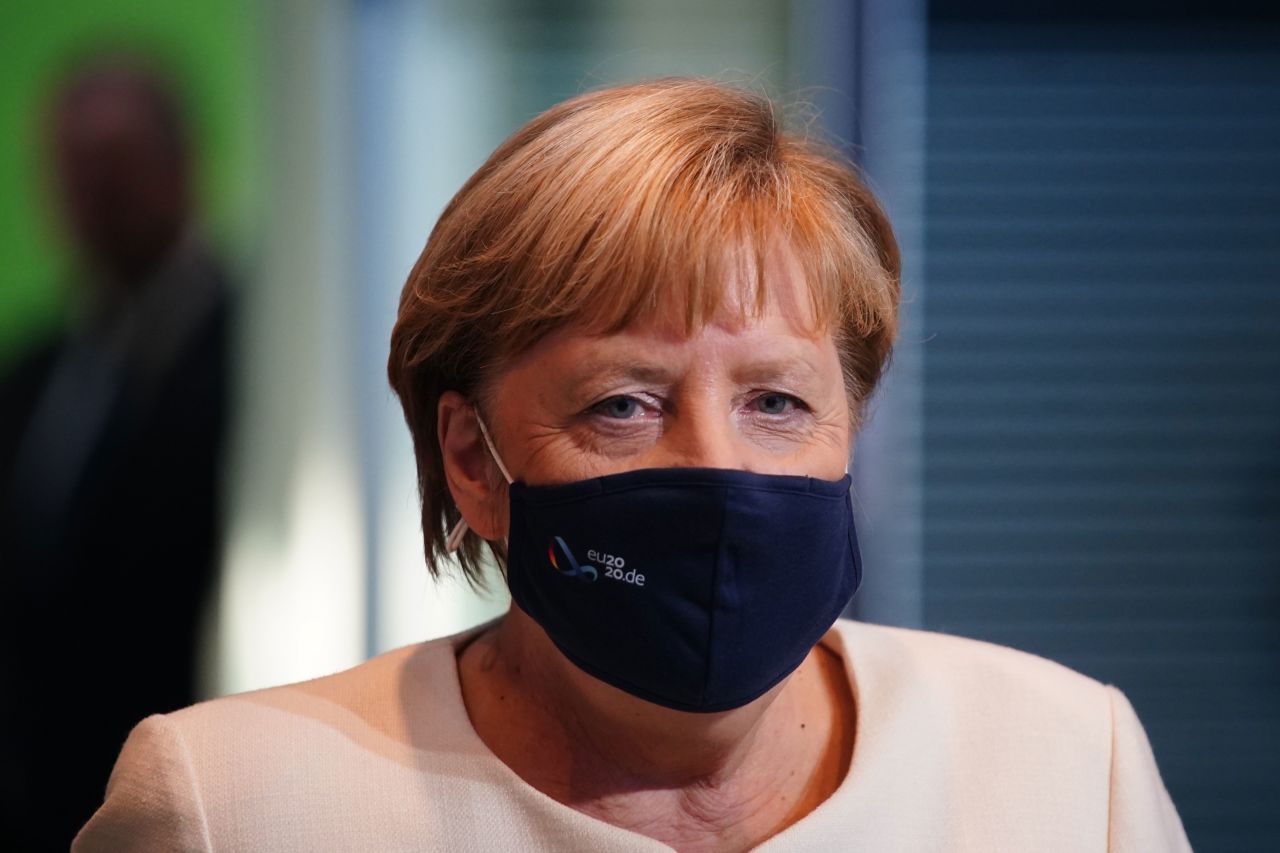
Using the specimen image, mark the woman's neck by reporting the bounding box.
[457,607,854,851]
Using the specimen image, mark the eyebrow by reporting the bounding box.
[565,359,680,393]
[730,356,825,387]
[563,352,826,403]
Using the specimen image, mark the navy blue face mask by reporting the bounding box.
[451,419,862,713]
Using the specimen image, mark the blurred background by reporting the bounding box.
[1,0,1276,849]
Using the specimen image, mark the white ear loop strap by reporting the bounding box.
[475,415,514,483]
[444,411,513,552]
[444,513,471,553]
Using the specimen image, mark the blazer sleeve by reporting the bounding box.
[1105,685,1193,852]
[72,713,212,852]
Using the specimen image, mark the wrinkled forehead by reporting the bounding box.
[476,233,845,414]
[475,235,839,413]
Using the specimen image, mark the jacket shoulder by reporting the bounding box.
[165,633,471,756]
[834,617,1105,696]
[831,618,1113,731]
[833,622,1191,849]
[73,713,210,851]
[76,633,480,848]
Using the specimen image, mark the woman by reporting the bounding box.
[75,79,1191,851]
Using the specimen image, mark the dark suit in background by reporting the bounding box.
[0,56,233,850]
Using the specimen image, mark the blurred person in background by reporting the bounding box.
[74,79,1186,851]
[0,54,231,850]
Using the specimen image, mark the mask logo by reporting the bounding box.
[547,536,598,581]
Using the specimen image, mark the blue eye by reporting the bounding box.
[756,393,794,415]
[596,396,640,419]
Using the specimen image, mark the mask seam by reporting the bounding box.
[846,492,862,595]
[699,483,732,708]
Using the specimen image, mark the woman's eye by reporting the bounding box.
[755,393,797,415]
[594,396,642,419]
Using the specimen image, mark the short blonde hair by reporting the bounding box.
[388,78,900,586]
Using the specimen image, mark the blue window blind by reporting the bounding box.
[924,24,1280,852]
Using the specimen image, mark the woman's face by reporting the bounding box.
[485,249,852,487]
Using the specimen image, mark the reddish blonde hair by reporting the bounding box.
[388,78,901,586]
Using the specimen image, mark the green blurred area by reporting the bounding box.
[0,0,257,370]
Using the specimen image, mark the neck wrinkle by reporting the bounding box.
[460,608,854,851]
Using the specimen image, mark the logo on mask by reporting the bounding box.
[548,536,647,587]
[547,536,598,581]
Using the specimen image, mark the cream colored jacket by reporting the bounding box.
[74,618,1192,851]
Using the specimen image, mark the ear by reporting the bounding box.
[437,391,509,540]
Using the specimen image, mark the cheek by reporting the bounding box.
[782,422,852,479]
[790,398,854,478]
[513,426,629,485]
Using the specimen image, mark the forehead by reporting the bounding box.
[591,236,827,342]
[498,249,837,390]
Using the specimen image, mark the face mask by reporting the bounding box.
[449,416,862,713]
